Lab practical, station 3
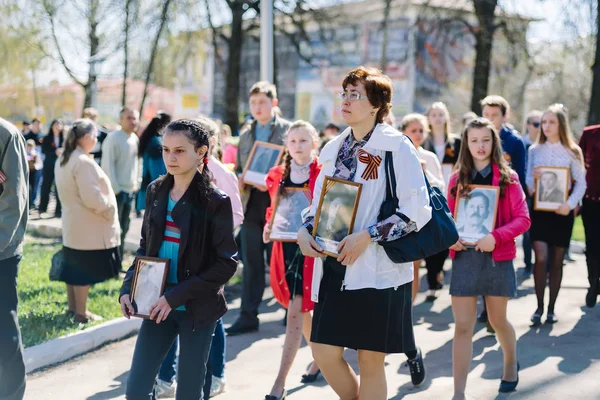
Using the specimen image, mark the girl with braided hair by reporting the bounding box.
[262,120,321,400]
[119,119,238,399]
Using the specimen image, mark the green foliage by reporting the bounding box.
[17,240,123,348]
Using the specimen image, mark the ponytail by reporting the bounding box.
[60,119,96,166]
[278,150,293,195]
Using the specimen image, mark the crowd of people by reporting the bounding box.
[0,64,598,400]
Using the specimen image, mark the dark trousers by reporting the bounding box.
[116,192,133,255]
[522,196,534,269]
[38,163,61,215]
[0,256,26,400]
[28,169,41,208]
[126,312,215,400]
[240,190,271,319]
[425,249,449,290]
[582,199,600,289]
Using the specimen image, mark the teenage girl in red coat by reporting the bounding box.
[262,121,321,400]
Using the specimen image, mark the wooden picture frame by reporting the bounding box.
[241,141,285,190]
[534,166,570,212]
[130,256,170,319]
[454,185,500,246]
[268,187,312,242]
[313,176,363,257]
[442,163,454,195]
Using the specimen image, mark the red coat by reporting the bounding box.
[265,159,321,312]
[447,163,531,261]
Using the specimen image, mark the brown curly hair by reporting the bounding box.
[342,66,393,124]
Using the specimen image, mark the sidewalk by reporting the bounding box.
[24,250,600,399]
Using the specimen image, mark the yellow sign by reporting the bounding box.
[181,93,199,109]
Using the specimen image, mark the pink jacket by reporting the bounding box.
[447,163,531,261]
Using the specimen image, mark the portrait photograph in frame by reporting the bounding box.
[534,166,570,211]
[454,185,500,246]
[313,177,363,257]
[242,141,285,190]
[130,256,170,319]
[268,187,312,242]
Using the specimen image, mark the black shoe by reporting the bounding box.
[301,362,321,383]
[477,309,488,323]
[406,347,426,387]
[486,321,496,334]
[530,309,543,326]
[425,295,437,302]
[546,312,558,324]
[498,362,519,393]
[225,317,259,336]
[265,389,287,400]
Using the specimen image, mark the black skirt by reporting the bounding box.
[310,257,416,354]
[59,246,121,286]
[530,209,575,248]
[281,242,304,299]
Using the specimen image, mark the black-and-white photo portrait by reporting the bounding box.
[269,188,311,241]
[314,177,362,256]
[242,141,284,188]
[131,257,170,318]
[455,185,499,245]
[535,166,569,211]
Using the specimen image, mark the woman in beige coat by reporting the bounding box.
[55,119,121,323]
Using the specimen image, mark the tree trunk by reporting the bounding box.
[224,2,245,131]
[139,0,173,118]
[470,0,498,115]
[122,0,133,107]
[588,0,600,125]
[83,0,100,110]
[380,0,393,71]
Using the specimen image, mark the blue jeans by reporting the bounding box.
[126,311,215,400]
[0,256,26,400]
[159,318,226,381]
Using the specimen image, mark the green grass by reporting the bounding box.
[572,216,585,243]
[18,237,124,348]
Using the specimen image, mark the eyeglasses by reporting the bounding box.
[337,91,368,101]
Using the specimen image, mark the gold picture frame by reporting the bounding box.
[268,187,312,242]
[130,256,171,319]
[534,166,570,212]
[313,176,363,257]
[241,141,285,190]
[454,185,500,246]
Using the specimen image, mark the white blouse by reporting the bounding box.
[526,141,587,209]
[418,147,445,193]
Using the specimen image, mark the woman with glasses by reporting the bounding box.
[297,66,432,400]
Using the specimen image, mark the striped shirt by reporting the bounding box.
[158,196,184,310]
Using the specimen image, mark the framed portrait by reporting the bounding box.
[442,163,454,194]
[268,187,312,242]
[534,166,570,211]
[241,141,285,190]
[130,257,170,319]
[313,177,363,257]
[454,185,500,246]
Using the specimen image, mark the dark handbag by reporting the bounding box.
[377,151,459,263]
[49,249,64,281]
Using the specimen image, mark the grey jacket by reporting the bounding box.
[235,115,292,176]
[0,118,29,261]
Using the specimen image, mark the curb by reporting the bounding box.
[24,317,142,374]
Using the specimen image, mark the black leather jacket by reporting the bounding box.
[120,171,238,328]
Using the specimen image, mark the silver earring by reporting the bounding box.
[371,111,376,116]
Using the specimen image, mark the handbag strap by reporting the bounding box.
[384,151,397,203]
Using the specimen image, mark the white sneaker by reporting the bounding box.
[155,378,177,398]
[209,376,226,397]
